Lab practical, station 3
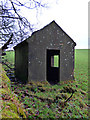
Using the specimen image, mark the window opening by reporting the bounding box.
[51,55,59,67]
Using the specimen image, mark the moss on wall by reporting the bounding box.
[0,64,27,119]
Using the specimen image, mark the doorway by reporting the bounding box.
[46,49,60,84]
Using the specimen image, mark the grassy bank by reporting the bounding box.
[0,65,27,119]
[1,49,89,119]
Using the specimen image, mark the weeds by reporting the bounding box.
[2,49,89,119]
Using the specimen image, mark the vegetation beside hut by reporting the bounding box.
[0,65,27,119]
[1,49,89,119]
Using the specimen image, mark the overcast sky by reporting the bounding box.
[6,0,89,49]
[21,0,88,49]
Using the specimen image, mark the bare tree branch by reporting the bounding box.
[0,0,50,49]
[2,61,14,70]
[0,15,20,19]
[1,33,13,51]
[9,0,22,20]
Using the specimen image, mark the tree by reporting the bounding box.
[0,0,48,49]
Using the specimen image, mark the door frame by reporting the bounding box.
[46,49,60,84]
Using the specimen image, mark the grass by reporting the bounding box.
[2,50,15,70]
[2,50,15,64]
[1,49,89,119]
[75,49,88,97]
[0,66,27,118]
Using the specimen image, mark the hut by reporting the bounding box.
[14,21,76,84]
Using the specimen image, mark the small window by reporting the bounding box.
[51,55,59,67]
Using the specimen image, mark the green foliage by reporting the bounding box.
[2,50,15,70]
[1,67,27,119]
[1,109,20,118]
[3,50,15,64]
[2,49,89,119]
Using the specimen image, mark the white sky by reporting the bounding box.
[5,0,89,49]
[22,0,88,49]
